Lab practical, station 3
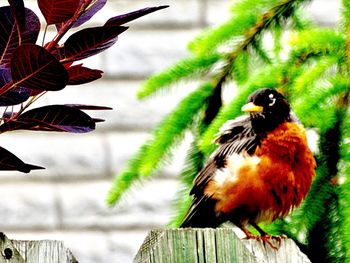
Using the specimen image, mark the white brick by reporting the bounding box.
[41,80,198,131]
[57,180,178,229]
[107,132,150,174]
[207,0,341,27]
[96,0,202,28]
[0,183,57,229]
[16,0,202,28]
[107,131,193,179]
[109,231,148,263]
[0,132,108,178]
[97,29,199,78]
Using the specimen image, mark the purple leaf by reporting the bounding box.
[0,87,31,106]
[0,67,31,106]
[59,26,128,62]
[73,0,107,28]
[92,118,105,123]
[65,104,112,110]
[67,64,103,85]
[0,105,96,133]
[8,0,25,30]
[0,146,44,173]
[11,44,68,91]
[38,0,80,25]
[105,6,169,27]
[0,7,40,65]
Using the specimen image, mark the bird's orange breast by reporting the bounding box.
[205,122,316,223]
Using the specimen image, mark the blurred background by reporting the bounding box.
[0,0,340,262]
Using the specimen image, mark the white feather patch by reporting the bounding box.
[213,154,261,187]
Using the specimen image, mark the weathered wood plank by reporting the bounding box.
[12,240,78,263]
[0,233,77,263]
[134,228,311,263]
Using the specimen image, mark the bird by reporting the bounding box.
[180,88,316,246]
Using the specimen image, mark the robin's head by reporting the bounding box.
[242,88,291,133]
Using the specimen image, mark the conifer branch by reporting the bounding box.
[107,83,214,205]
[212,0,310,89]
[138,54,220,99]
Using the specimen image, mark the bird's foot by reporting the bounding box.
[260,234,287,250]
[244,233,286,250]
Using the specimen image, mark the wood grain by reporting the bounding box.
[134,228,311,263]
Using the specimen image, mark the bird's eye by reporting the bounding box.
[268,94,276,106]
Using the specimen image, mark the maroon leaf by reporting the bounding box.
[0,146,44,173]
[8,0,25,30]
[11,44,68,91]
[59,26,128,62]
[0,7,40,65]
[105,6,169,27]
[0,67,31,106]
[67,64,103,85]
[0,87,31,106]
[73,0,107,28]
[92,118,105,123]
[65,104,112,110]
[0,105,96,133]
[38,0,80,25]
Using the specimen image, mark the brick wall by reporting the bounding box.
[0,0,340,262]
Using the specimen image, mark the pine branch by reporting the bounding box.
[138,83,213,176]
[106,143,150,205]
[293,56,337,92]
[231,51,250,84]
[189,0,310,55]
[288,29,345,62]
[213,0,311,86]
[107,83,214,205]
[138,54,220,99]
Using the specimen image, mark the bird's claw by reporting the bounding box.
[244,233,286,250]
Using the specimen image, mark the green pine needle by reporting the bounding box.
[108,2,350,261]
[107,83,214,206]
[289,29,345,60]
[139,83,214,176]
[138,54,220,99]
[294,58,337,91]
[188,12,258,55]
[106,143,150,206]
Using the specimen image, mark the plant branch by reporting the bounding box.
[45,0,93,52]
[214,0,309,89]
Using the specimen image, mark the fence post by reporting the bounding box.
[0,233,77,263]
[134,228,311,263]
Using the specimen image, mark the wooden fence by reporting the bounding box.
[0,233,77,263]
[134,228,311,263]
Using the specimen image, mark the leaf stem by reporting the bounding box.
[42,24,48,46]
[13,91,47,118]
[0,81,15,97]
[45,0,93,52]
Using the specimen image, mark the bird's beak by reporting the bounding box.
[241,102,263,113]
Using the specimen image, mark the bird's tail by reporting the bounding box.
[180,195,222,228]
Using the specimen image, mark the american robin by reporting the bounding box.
[180,88,316,244]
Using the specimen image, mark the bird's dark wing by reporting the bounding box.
[190,115,259,196]
[181,115,260,228]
